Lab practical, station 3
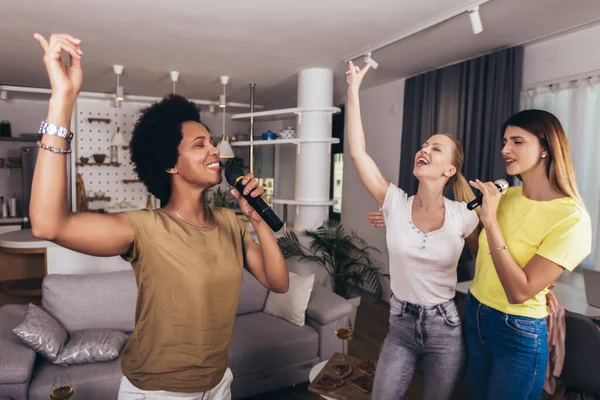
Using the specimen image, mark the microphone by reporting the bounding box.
[225,165,284,232]
[467,179,509,210]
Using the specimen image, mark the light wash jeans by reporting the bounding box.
[464,291,548,400]
[372,294,465,400]
[118,368,233,400]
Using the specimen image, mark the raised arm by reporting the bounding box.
[30,33,134,257]
[346,62,390,207]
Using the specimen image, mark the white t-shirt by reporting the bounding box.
[382,183,479,306]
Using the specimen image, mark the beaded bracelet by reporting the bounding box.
[36,141,72,154]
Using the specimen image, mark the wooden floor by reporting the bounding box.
[244,296,470,400]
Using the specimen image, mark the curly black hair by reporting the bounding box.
[129,94,210,202]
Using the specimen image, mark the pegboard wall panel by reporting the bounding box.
[75,99,149,211]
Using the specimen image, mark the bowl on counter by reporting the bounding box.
[92,154,107,163]
[79,157,89,164]
[95,191,105,198]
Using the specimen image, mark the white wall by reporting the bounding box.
[523,23,600,88]
[341,78,405,300]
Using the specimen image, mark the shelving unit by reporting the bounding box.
[272,199,337,206]
[76,162,121,167]
[88,196,111,202]
[231,106,341,121]
[231,69,339,230]
[122,179,141,184]
[231,138,339,147]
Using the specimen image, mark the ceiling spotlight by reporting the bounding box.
[113,64,125,101]
[364,52,379,69]
[469,6,483,35]
[219,76,229,108]
[170,70,179,93]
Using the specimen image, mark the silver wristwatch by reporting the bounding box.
[39,121,73,142]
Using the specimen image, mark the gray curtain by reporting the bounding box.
[399,46,524,197]
[398,46,523,281]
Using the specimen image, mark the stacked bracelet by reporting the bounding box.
[37,141,72,154]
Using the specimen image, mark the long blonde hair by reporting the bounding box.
[502,110,584,207]
[440,133,476,204]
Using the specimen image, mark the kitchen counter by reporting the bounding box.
[0,229,55,249]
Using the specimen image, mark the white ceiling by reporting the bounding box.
[1,0,600,109]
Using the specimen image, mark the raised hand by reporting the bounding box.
[365,211,385,228]
[34,33,83,103]
[469,179,501,226]
[230,173,267,224]
[346,61,371,93]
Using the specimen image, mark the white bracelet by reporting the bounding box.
[488,245,507,254]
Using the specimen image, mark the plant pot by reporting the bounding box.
[347,295,361,331]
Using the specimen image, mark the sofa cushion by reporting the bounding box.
[12,303,68,361]
[0,304,36,385]
[229,312,318,377]
[264,272,315,326]
[54,329,129,365]
[42,270,137,332]
[236,269,269,315]
[28,356,123,400]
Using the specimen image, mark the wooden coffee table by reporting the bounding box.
[308,353,374,400]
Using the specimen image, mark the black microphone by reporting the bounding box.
[467,179,509,210]
[225,165,284,232]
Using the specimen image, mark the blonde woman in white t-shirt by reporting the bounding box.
[346,62,480,400]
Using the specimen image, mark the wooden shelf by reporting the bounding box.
[122,179,141,184]
[0,136,38,142]
[77,162,121,167]
[0,277,43,297]
[88,196,111,202]
[87,117,111,124]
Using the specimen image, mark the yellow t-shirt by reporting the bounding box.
[470,186,592,318]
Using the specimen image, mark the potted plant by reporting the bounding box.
[277,222,387,328]
[211,186,232,208]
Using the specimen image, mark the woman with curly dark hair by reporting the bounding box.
[30,33,289,400]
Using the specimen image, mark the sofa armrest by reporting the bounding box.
[306,284,352,325]
[0,305,37,385]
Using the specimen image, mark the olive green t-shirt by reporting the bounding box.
[120,207,254,392]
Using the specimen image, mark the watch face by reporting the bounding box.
[47,125,58,135]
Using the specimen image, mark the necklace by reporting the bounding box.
[166,206,212,229]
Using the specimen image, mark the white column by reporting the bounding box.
[294,68,334,230]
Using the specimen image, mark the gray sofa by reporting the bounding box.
[0,269,352,400]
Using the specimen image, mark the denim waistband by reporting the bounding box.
[466,291,546,322]
[391,294,456,316]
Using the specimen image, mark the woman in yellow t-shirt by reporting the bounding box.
[465,109,592,400]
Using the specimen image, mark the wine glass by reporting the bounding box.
[51,373,73,400]
[335,315,353,362]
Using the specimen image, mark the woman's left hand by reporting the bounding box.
[230,173,267,224]
[545,284,558,314]
[469,179,501,226]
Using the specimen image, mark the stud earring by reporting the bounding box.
[541,154,547,159]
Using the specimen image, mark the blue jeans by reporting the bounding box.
[372,295,465,400]
[463,291,548,400]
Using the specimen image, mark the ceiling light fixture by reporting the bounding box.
[170,70,179,93]
[113,64,124,101]
[217,76,234,158]
[469,6,483,34]
[343,0,491,63]
[364,52,379,69]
